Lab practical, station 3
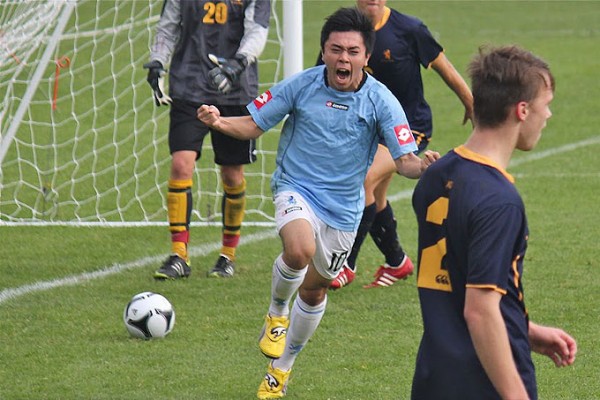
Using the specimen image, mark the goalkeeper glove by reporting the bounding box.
[143,60,172,106]
[208,54,248,94]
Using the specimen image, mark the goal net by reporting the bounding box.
[0,0,295,227]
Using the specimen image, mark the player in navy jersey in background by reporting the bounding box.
[144,0,270,279]
[411,45,576,399]
[330,0,473,290]
[199,8,439,398]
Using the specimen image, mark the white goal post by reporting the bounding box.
[0,0,303,227]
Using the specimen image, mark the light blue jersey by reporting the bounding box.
[247,65,417,231]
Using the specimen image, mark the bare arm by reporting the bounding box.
[197,104,264,140]
[464,287,530,400]
[430,52,474,125]
[394,150,439,179]
[529,322,577,367]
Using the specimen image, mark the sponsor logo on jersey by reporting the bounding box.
[325,101,349,111]
[394,124,414,145]
[253,90,272,110]
[383,49,392,60]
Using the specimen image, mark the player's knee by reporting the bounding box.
[282,244,314,269]
[364,170,390,194]
[364,174,379,194]
[170,156,195,179]
[220,165,244,187]
[298,286,327,307]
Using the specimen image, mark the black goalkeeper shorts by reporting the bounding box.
[168,99,257,166]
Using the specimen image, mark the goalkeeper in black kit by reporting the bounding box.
[144,0,270,279]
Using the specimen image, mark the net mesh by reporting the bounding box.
[0,0,283,226]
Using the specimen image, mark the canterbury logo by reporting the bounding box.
[270,326,287,338]
[435,274,450,285]
[265,373,279,389]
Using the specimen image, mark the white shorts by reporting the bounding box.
[274,191,356,280]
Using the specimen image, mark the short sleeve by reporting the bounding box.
[467,204,526,290]
[374,87,418,157]
[413,21,443,68]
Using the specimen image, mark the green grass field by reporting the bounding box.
[1,1,599,399]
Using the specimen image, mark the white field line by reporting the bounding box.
[513,172,600,178]
[0,229,276,305]
[1,136,598,305]
[509,135,600,168]
[389,136,600,200]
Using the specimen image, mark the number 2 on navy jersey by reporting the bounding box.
[417,197,453,292]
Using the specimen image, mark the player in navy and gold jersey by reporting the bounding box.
[330,0,473,290]
[144,0,270,279]
[411,45,576,399]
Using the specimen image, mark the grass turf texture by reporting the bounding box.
[1,1,599,399]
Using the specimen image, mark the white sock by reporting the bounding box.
[273,295,327,371]
[268,254,307,317]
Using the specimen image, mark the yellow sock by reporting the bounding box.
[221,178,246,260]
[168,178,192,261]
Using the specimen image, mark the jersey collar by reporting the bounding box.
[373,7,391,31]
[454,145,515,183]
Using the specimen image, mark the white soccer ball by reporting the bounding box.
[123,292,175,339]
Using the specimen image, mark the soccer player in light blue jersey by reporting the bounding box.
[198,7,439,398]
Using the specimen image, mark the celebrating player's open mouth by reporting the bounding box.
[335,67,351,84]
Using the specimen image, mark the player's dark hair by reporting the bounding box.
[468,45,554,128]
[320,7,375,55]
